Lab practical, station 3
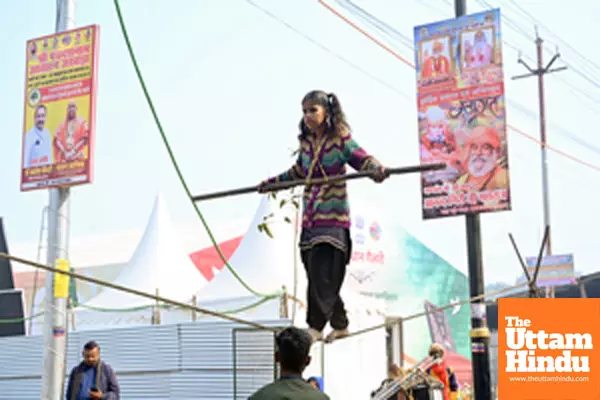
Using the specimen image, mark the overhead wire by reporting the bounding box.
[504,0,600,84]
[469,0,600,151]
[476,0,600,92]
[422,0,600,151]
[111,0,280,300]
[247,0,600,180]
[317,0,600,172]
[244,0,410,100]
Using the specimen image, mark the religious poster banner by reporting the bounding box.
[414,9,511,219]
[20,25,100,192]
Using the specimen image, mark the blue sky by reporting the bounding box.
[1,0,599,285]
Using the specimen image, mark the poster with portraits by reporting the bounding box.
[21,25,100,191]
[414,9,511,219]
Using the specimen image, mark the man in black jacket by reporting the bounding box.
[65,341,120,400]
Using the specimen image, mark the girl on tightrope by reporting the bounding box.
[260,90,388,342]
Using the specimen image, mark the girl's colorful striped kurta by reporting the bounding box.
[267,131,380,253]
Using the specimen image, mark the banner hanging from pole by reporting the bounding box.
[20,25,100,192]
[414,9,512,219]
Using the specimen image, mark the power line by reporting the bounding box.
[244,0,411,100]
[475,0,600,92]
[317,0,600,172]
[247,0,600,178]
[505,0,600,80]
[343,0,600,149]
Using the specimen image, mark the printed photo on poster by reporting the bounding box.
[414,9,511,219]
[418,35,453,81]
[20,25,100,192]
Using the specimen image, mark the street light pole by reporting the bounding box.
[41,0,75,398]
[455,1,492,399]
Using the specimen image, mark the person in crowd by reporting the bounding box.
[260,90,387,343]
[426,343,459,400]
[65,341,120,400]
[249,326,330,399]
[307,377,322,391]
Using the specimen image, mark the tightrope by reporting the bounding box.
[1,252,536,343]
[332,280,532,342]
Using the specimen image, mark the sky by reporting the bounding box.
[1,0,599,286]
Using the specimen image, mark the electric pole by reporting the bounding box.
[454,1,492,399]
[512,27,567,257]
[42,0,75,398]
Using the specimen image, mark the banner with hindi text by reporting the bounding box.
[20,25,100,191]
[414,9,511,219]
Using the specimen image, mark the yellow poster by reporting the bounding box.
[53,259,70,298]
[21,25,100,192]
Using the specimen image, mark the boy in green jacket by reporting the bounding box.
[249,327,330,399]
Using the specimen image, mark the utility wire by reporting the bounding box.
[505,0,600,80]
[244,0,411,100]
[323,0,600,172]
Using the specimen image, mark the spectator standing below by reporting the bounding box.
[426,343,459,400]
[65,341,120,400]
[307,377,322,391]
[249,327,330,399]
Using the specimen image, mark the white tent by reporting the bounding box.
[196,193,300,298]
[84,193,209,308]
[66,193,209,330]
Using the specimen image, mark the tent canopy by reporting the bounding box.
[82,193,208,309]
[196,194,301,302]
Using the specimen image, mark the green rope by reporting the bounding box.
[112,0,279,300]
[76,295,272,315]
[77,303,152,312]
[0,296,272,325]
[0,311,45,324]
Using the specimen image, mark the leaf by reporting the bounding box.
[291,199,299,209]
[263,224,274,239]
[280,199,286,208]
[257,223,264,232]
[269,192,277,200]
[284,216,291,223]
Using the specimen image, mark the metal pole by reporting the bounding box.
[536,36,552,256]
[512,30,567,257]
[454,1,492,399]
[42,1,75,398]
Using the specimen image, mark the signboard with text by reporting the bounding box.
[20,25,100,191]
[414,9,511,219]
[520,253,576,288]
